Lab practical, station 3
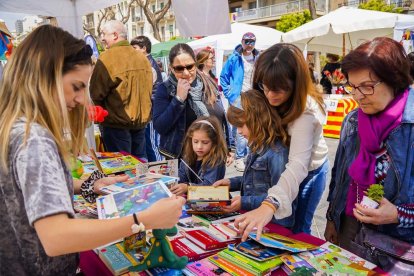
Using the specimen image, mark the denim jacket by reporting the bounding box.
[178,161,226,186]
[229,141,295,228]
[327,88,414,243]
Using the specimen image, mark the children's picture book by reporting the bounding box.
[320,242,376,270]
[186,186,231,214]
[229,239,287,262]
[98,242,148,276]
[209,222,240,240]
[146,267,183,276]
[184,228,237,251]
[83,155,141,175]
[186,258,232,276]
[249,233,318,253]
[97,181,171,219]
[100,173,178,194]
[136,159,179,177]
[280,255,318,275]
[73,195,98,218]
[177,217,206,231]
[208,254,256,276]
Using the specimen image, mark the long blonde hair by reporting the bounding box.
[0,25,92,172]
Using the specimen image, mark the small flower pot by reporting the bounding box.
[360,196,379,209]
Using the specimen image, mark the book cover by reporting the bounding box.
[192,212,241,225]
[97,181,171,219]
[186,258,232,276]
[171,237,222,262]
[100,173,178,194]
[320,242,376,270]
[208,255,255,276]
[98,243,147,276]
[83,155,141,175]
[135,159,179,177]
[186,186,230,214]
[184,228,236,251]
[307,252,375,275]
[280,255,317,275]
[177,217,206,232]
[249,233,318,253]
[219,249,282,276]
[229,239,286,262]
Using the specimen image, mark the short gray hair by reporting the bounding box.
[102,20,127,39]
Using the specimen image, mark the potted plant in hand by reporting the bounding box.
[360,184,384,209]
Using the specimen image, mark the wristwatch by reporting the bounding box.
[131,213,145,234]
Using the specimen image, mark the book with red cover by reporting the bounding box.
[184,229,237,251]
[171,237,221,262]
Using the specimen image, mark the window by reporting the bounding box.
[152,5,156,12]
[160,2,164,9]
[132,25,137,37]
[169,24,174,38]
[248,2,257,9]
[141,27,144,35]
[230,6,242,12]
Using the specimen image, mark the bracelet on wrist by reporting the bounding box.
[261,201,277,213]
[80,170,106,203]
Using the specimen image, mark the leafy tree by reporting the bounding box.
[276,10,312,32]
[359,0,403,13]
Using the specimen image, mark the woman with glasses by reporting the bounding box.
[153,43,228,160]
[196,47,217,81]
[323,38,414,271]
[235,43,329,239]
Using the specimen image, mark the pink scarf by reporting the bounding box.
[345,89,409,216]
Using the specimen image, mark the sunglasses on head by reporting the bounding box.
[172,63,196,73]
[243,39,256,45]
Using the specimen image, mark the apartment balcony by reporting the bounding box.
[232,0,327,23]
[338,0,412,9]
[85,21,95,29]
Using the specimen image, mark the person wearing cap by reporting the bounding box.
[220,32,259,172]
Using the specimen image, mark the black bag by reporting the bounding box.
[350,226,414,275]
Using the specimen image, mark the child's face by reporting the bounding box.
[192,130,213,160]
[237,124,250,140]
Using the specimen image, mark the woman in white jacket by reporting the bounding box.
[235,43,329,240]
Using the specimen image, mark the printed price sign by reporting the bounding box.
[324,99,339,112]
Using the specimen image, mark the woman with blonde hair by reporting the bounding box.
[196,47,216,81]
[236,43,329,239]
[0,25,184,275]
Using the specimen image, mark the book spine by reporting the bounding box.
[219,251,264,276]
[209,255,255,276]
[209,224,232,240]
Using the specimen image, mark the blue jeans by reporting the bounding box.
[102,126,147,160]
[145,121,163,162]
[232,126,248,159]
[292,159,329,234]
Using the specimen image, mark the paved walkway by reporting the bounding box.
[224,138,339,240]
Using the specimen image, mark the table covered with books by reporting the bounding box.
[74,152,385,276]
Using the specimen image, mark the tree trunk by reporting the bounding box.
[308,0,317,19]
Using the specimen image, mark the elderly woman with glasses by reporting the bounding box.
[323,37,414,271]
[153,43,228,162]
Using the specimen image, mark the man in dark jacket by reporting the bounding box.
[131,35,163,162]
[90,20,152,159]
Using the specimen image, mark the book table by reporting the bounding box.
[79,222,386,275]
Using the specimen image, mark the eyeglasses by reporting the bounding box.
[344,81,382,95]
[172,63,196,73]
[257,82,288,95]
[243,39,256,46]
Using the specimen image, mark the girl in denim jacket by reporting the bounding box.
[170,116,228,196]
[213,90,294,228]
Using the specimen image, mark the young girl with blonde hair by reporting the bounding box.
[170,116,227,196]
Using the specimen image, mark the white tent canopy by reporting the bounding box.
[282,6,414,55]
[0,0,126,37]
[188,22,283,81]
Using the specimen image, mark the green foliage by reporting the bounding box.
[359,0,403,14]
[365,184,384,202]
[276,9,312,33]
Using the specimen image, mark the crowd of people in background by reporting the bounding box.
[0,19,413,275]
